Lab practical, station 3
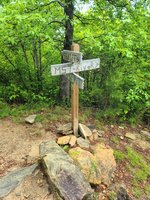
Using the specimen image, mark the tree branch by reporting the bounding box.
[28,0,64,12]
[48,20,65,26]
[106,0,129,8]
[74,14,89,25]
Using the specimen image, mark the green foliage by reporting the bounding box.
[114,150,126,162]
[126,147,150,182]
[111,136,120,144]
[144,185,150,196]
[0,0,149,124]
[133,187,142,198]
[114,147,149,199]
[63,145,69,151]
[0,100,11,118]
[109,191,117,200]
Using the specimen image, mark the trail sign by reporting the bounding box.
[51,58,100,76]
[67,73,84,89]
[50,44,100,136]
[62,50,82,63]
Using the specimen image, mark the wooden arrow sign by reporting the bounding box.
[62,50,82,63]
[66,73,84,89]
[51,58,100,76]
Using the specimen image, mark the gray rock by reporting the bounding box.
[136,139,150,150]
[39,141,93,200]
[0,164,38,198]
[140,130,150,141]
[79,123,92,138]
[57,123,73,135]
[117,186,132,200]
[77,137,90,149]
[125,132,136,140]
[25,115,37,124]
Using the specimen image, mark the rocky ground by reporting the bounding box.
[0,116,149,200]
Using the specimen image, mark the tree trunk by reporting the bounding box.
[60,0,74,103]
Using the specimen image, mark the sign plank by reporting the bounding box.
[62,50,82,63]
[51,58,100,76]
[67,73,84,89]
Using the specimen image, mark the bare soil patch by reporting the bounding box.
[0,118,149,200]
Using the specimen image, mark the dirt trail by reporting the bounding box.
[0,119,56,176]
[0,119,56,200]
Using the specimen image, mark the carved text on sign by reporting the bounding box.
[62,50,82,63]
[51,58,100,76]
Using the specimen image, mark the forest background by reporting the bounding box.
[0,0,149,124]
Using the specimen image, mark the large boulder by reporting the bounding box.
[69,143,116,186]
[39,141,93,200]
[69,147,101,185]
[93,143,116,185]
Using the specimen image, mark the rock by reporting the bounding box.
[79,123,92,138]
[23,191,30,198]
[120,136,124,140]
[57,123,73,135]
[89,130,98,142]
[98,130,105,136]
[69,147,101,185]
[39,141,93,200]
[77,137,90,149]
[69,135,77,147]
[87,124,95,131]
[117,186,132,200]
[0,164,38,198]
[57,136,71,145]
[25,115,37,124]
[125,132,136,140]
[140,130,150,141]
[93,132,98,141]
[136,139,150,150]
[118,126,124,129]
[88,135,94,142]
[93,143,116,186]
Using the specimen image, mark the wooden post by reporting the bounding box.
[71,43,80,136]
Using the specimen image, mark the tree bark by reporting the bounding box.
[60,0,74,103]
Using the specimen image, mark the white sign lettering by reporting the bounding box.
[62,50,82,63]
[51,58,100,76]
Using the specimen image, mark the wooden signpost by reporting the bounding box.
[51,44,100,136]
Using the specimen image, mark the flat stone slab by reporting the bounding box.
[39,140,93,200]
[79,123,92,138]
[125,132,136,140]
[69,135,77,147]
[77,137,90,149]
[0,164,38,198]
[57,123,73,135]
[57,135,71,145]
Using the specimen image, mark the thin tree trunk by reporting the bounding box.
[60,0,74,103]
